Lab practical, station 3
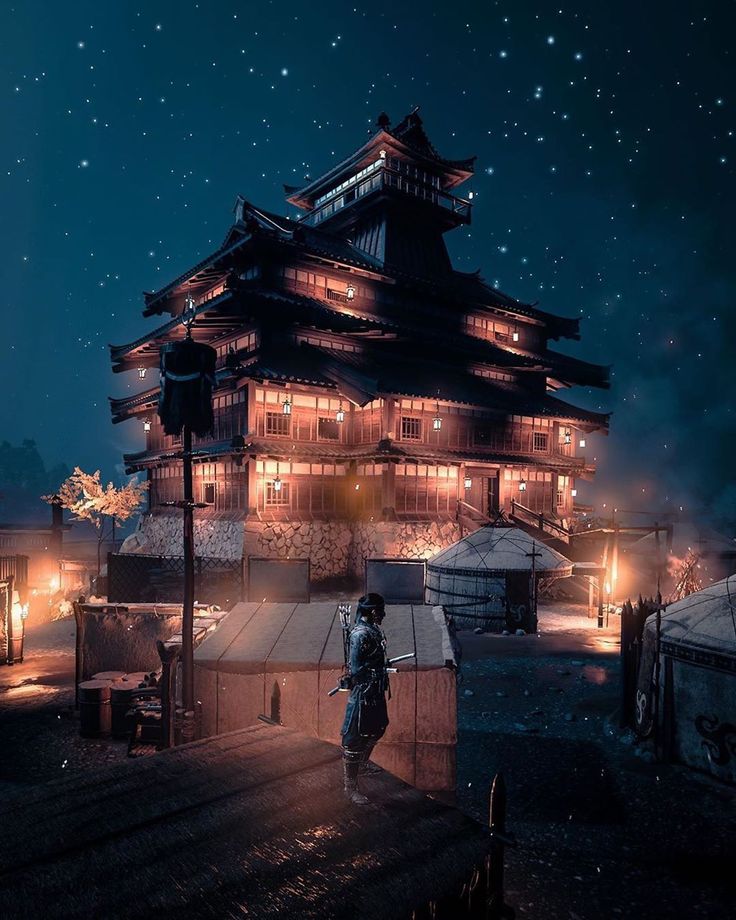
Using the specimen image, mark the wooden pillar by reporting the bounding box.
[246,458,258,515]
[381,396,396,441]
[498,465,509,512]
[246,380,257,436]
[381,462,396,520]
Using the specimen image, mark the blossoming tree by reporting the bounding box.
[44,467,148,574]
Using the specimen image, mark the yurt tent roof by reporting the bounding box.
[648,574,736,659]
[428,526,572,577]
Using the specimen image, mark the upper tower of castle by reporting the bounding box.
[284,108,475,277]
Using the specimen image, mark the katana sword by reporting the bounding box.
[327,651,416,696]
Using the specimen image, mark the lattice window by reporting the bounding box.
[556,475,569,508]
[266,481,290,506]
[265,412,290,437]
[400,416,422,441]
[533,431,549,452]
[318,417,340,440]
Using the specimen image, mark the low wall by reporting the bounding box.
[74,603,183,680]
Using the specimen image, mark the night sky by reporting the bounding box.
[2,1,734,525]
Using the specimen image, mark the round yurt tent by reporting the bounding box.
[426,526,572,632]
[635,575,736,784]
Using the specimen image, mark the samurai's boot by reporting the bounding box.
[359,745,383,776]
[342,753,370,806]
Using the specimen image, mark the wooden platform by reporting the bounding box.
[0,725,489,919]
[194,602,458,792]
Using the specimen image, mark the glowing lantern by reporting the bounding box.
[571,488,578,498]
[519,478,527,492]
[564,429,572,445]
[512,327,520,343]
[143,419,151,432]
[282,395,292,416]
[138,366,147,379]
[182,292,197,328]
[11,594,25,631]
[433,399,442,431]
[346,283,355,301]
[336,401,345,423]
[464,475,472,490]
[272,461,283,493]
[579,437,586,448]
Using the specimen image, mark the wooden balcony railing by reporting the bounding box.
[301,164,472,227]
[509,499,570,543]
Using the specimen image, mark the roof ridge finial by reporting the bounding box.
[376,111,391,130]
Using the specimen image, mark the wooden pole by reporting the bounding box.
[5,575,15,666]
[619,600,631,728]
[181,422,195,738]
[662,655,675,763]
[588,575,595,620]
[488,772,515,919]
[652,606,662,757]
[157,640,181,749]
[73,599,86,708]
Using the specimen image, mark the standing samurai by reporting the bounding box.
[341,593,390,805]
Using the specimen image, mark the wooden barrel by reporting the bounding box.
[92,671,127,681]
[124,672,149,687]
[110,681,136,739]
[7,635,24,664]
[78,680,112,737]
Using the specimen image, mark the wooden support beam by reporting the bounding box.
[381,461,396,520]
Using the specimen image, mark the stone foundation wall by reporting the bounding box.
[246,520,353,581]
[120,513,244,562]
[350,521,462,574]
[123,514,462,582]
[245,518,462,582]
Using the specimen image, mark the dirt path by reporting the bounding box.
[0,619,129,796]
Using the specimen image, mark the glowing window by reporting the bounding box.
[401,417,422,441]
